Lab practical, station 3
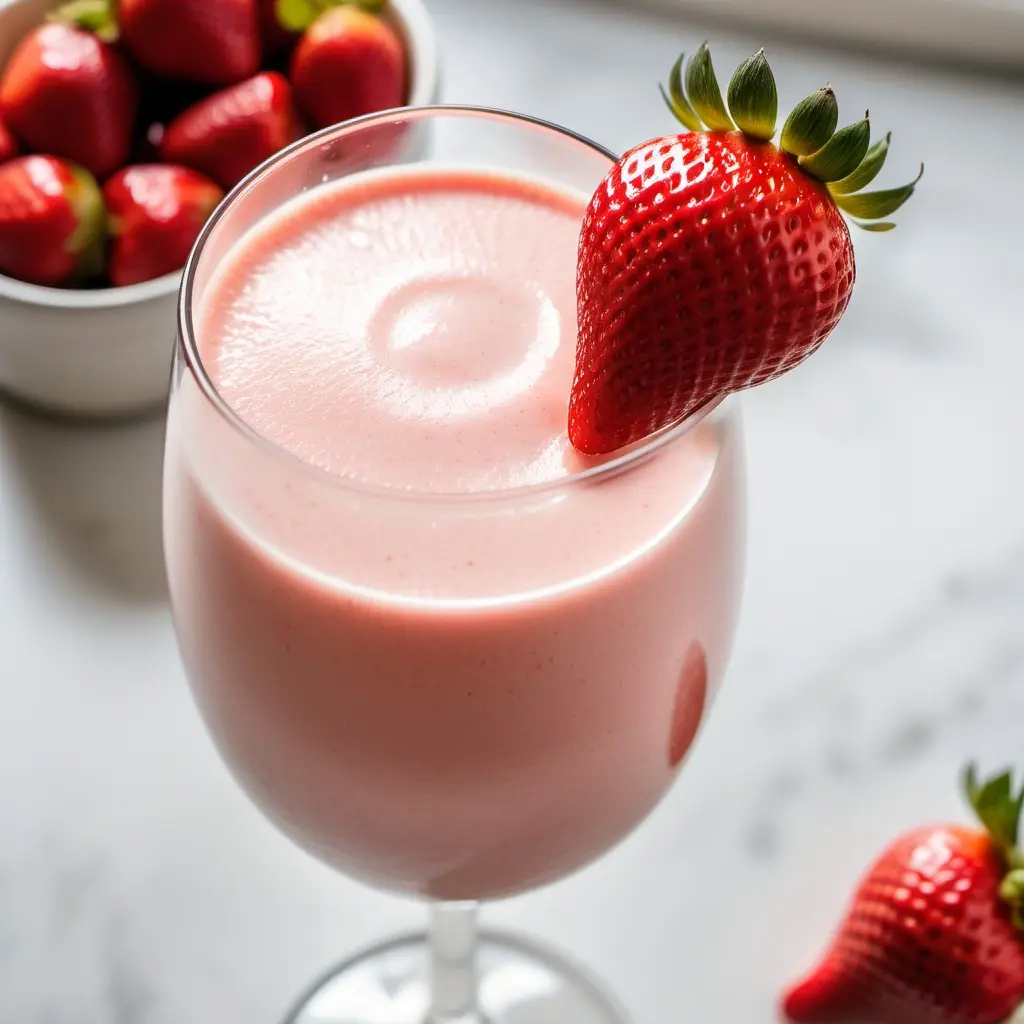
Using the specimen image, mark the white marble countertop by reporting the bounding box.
[2,2,1023,1021]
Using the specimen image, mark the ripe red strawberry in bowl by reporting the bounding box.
[0,155,105,287]
[290,5,407,129]
[0,117,19,164]
[104,165,223,287]
[160,71,301,190]
[569,45,921,456]
[58,0,261,85]
[0,22,137,180]
[783,766,1024,1024]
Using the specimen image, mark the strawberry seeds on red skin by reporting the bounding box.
[104,164,223,287]
[0,23,138,181]
[115,0,261,86]
[0,155,105,287]
[0,117,19,164]
[572,132,853,454]
[160,71,301,191]
[568,45,920,456]
[783,767,1024,1024]
[290,6,407,130]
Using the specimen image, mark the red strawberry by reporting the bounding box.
[104,164,223,287]
[0,23,137,180]
[569,45,921,455]
[59,0,261,85]
[290,6,406,130]
[783,766,1024,1024]
[0,118,19,163]
[0,156,105,287]
[160,72,301,190]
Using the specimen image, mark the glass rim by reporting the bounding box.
[176,103,725,505]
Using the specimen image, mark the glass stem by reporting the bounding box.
[428,901,484,1024]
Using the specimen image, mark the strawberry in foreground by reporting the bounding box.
[0,156,105,287]
[57,0,261,86]
[0,118,19,164]
[569,45,922,455]
[0,23,137,180]
[783,766,1024,1024]
[160,72,301,191]
[289,5,407,130]
[104,165,223,287]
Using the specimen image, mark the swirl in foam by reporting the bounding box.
[200,165,587,493]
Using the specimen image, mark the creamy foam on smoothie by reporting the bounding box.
[200,166,590,493]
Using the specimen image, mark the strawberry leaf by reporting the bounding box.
[830,133,891,196]
[727,49,777,142]
[276,0,321,31]
[799,115,871,182]
[964,763,1024,863]
[66,164,106,257]
[685,43,735,133]
[833,165,924,220]
[1000,869,1024,931]
[51,0,118,41]
[780,86,838,157]
[660,53,702,133]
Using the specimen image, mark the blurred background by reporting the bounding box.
[1,0,1022,1022]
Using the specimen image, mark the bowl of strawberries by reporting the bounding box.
[0,0,439,418]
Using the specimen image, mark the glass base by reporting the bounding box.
[282,929,632,1024]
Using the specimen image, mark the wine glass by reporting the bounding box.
[164,105,745,1024]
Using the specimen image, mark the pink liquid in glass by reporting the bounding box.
[164,165,744,900]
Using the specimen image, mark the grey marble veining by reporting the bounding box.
[1,1,1023,1022]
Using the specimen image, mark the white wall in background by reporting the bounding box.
[623,0,1024,68]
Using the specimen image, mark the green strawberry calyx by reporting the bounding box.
[276,0,385,33]
[964,763,1024,931]
[65,164,107,283]
[660,43,923,232]
[50,0,118,42]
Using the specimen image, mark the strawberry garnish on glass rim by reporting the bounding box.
[783,765,1024,1024]
[569,44,923,456]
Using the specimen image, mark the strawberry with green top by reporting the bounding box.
[783,766,1024,1024]
[0,156,105,287]
[569,44,922,456]
[0,22,138,181]
[287,3,406,130]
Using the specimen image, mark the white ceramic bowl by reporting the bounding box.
[0,0,440,419]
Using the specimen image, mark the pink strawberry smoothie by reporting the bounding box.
[164,164,745,900]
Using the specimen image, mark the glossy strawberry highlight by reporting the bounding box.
[0,155,105,287]
[104,164,223,287]
[0,23,138,180]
